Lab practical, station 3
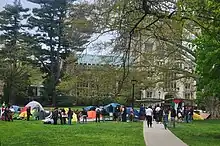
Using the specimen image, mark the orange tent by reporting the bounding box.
[87,111,102,119]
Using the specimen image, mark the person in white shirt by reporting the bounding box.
[145,106,153,128]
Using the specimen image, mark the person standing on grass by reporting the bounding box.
[122,106,127,122]
[61,109,67,124]
[170,107,177,128]
[130,108,134,122]
[115,105,120,122]
[177,108,182,122]
[145,106,153,128]
[27,107,31,121]
[75,109,81,123]
[189,107,194,122]
[67,108,73,125]
[58,109,63,125]
[52,107,58,125]
[96,106,101,123]
[4,106,9,121]
[184,106,189,123]
[82,108,87,123]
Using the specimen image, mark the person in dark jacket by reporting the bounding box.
[96,107,101,123]
[159,108,163,123]
[101,108,107,122]
[67,108,73,125]
[170,107,176,128]
[189,107,194,122]
[122,106,127,122]
[184,106,189,123]
[59,109,63,124]
[27,107,32,121]
[52,107,59,125]
[82,108,87,123]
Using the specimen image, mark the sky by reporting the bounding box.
[0,0,113,55]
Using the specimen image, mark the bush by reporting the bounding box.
[56,95,73,107]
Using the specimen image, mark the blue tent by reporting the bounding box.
[126,107,139,119]
[83,106,96,111]
[104,103,120,113]
[11,105,21,113]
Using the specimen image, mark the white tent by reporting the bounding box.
[25,101,44,111]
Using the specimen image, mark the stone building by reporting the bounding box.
[133,36,196,107]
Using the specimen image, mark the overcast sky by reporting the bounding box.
[0,0,113,55]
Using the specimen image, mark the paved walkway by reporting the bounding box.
[143,121,188,146]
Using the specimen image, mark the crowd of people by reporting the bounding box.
[51,106,109,125]
[51,105,135,125]
[0,104,14,122]
[144,104,194,129]
[112,105,134,122]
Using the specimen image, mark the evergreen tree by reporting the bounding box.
[0,0,31,104]
[27,0,93,105]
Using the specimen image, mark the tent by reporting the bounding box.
[87,111,102,120]
[25,101,44,111]
[84,106,96,111]
[126,107,139,118]
[19,101,44,118]
[193,112,204,120]
[11,105,20,113]
[104,103,120,113]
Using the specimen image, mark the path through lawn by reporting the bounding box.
[0,121,145,146]
[170,120,220,146]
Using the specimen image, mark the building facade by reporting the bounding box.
[133,36,196,107]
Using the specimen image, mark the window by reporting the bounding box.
[185,93,191,99]
[175,62,182,69]
[147,91,153,98]
[185,83,191,90]
[165,81,177,91]
[157,61,164,66]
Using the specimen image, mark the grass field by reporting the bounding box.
[0,120,145,146]
[170,120,220,146]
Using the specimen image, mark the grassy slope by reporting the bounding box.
[170,120,220,146]
[0,121,145,146]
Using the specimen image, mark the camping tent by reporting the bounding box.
[126,107,139,118]
[84,106,96,111]
[104,103,120,113]
[25,101,44,111]
[19,101,44,118]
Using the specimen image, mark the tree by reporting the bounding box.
[27,0,93,105]
[87,0,198,95]
[57,54,142,105]
[0,0,31,104]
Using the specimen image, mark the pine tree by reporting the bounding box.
[0,0,31,104]
[27,0,93,106]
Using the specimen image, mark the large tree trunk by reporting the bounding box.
[206,97,220,119]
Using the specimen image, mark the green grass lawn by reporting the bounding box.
[170,120,220,146]
[0,120,145,146]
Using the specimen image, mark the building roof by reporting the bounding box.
[77,54,126,66]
